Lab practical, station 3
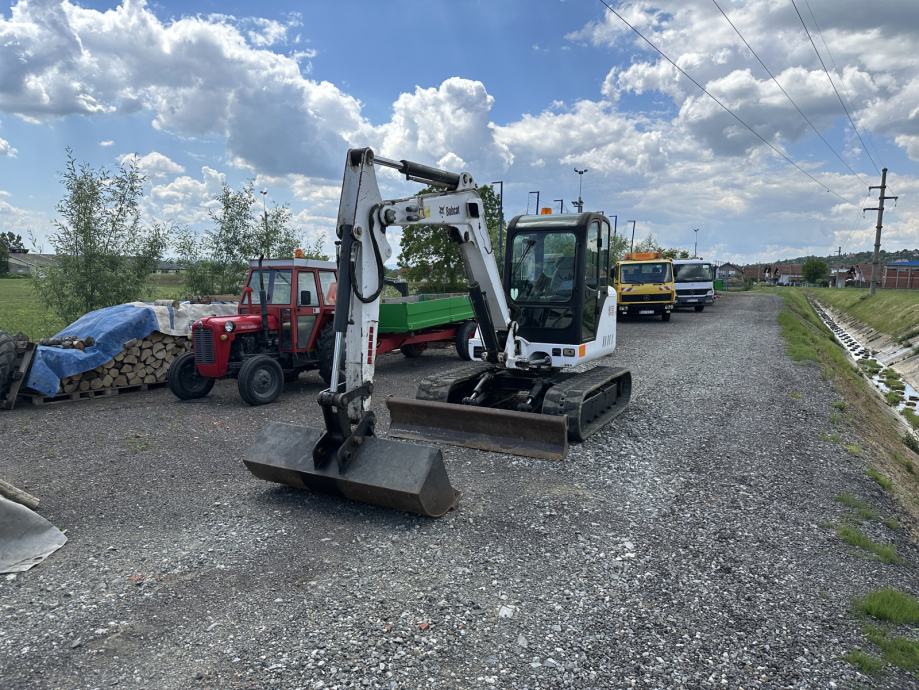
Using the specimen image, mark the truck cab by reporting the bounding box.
[613,252,676,321]
[672,258,715,312]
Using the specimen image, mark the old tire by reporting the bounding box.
[0,329,15,401]
[400,343,426,358]
[167,351,215,400]
[317,324,343,386]
[662,311,671,322]
[237,355,284,406]
[694,305,705,312]
[454,321,477,361]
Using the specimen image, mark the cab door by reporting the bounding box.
[294,270,322,352]
[581,220,602,341]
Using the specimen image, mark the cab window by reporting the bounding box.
[298,271,319,306]
[247,270,292,305]
[318,271,337,305]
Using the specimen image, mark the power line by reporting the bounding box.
[790,0,881,175]
[711,0,869,187]
[595,0,852,203]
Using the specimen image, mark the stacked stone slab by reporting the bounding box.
[57,332,192,394]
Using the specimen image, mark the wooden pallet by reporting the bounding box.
[1,343,36,411]
[22,380,167,407]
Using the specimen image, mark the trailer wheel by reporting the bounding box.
[0,329,15,400]
[454,321,477,361]
[694,305,705,312]
[317,324,344,386]
[167,352,215,400]
[400,343,426,358]
[238,355,284,406]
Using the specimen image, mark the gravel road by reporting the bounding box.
[1,292,917,689]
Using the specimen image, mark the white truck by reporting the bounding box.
[673,258,715,312]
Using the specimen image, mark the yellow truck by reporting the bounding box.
[613,252,676,321]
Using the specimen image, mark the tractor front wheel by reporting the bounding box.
[167,352,215,400]
[238,355,284,406]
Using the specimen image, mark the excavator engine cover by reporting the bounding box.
[243,421,460,518]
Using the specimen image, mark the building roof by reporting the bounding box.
[885,259,919,268]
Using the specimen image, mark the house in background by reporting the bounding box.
[881,259,919,289]
[763,264,803,286]
[716,262,745,287]
[6,253,182,276]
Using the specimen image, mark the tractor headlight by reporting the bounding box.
[224,321,235,333]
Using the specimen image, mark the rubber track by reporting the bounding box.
[541,365,631,442]
[416,362,495,402]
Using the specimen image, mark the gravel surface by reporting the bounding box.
[1,292,917,689]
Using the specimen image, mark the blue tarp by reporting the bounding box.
[25,304,160,396]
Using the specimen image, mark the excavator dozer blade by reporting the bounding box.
[243,422,460,518]
[386,398,569,460]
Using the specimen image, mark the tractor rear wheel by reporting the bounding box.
[454,320,477,361]
[167,352,215,400]
[0,329,15,401]
[400,343,426,358]
[238,355,284,406]
[317,324,343,386]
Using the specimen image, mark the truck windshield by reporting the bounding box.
[619,262,672,284]
[675,263,713,282]
[509,231,577,303]
[247,270,292,304]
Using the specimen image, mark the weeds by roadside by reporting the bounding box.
[836,525,900,563]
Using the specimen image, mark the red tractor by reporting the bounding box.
[168,258,476,406]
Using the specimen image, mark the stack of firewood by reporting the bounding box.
[57,332,192,394]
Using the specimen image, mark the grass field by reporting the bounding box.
[806,287,919,339]
[0,274,188,339]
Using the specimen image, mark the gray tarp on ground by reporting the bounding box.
[0,496,67,573]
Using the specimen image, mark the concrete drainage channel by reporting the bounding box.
[810,299,919,435]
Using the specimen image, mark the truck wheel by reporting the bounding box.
[400,343,426,358]
[317,325,344,386]
[167,352,215,400]
[237,355,284,406]
[694,305,705,312]
[0,329,15,401]
[662,311,671,322]
[454,321,477,361]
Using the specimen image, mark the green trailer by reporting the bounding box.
[376,293,477,360]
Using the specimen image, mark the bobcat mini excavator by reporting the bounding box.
[244,148,631,517]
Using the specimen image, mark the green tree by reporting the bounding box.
[0,239,8,276]
[398,184,502,291]
[802,258,829,284]
[176,183,307,295]
[633,233,690,259]
[32,150,169,323]
[0,232,28,253]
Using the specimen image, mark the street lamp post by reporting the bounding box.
[553,199,565,213]
[693,227,700,258]
[573,168,588,212]
[627,220,637,254]
[491,180,505,266]
[528,191,540,215]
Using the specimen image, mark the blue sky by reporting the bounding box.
[1,0,917,263]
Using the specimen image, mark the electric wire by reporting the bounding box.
[595,0,852,203]
[790,0,881,175]
[711,0,868,187]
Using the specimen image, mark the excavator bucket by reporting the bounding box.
[243,422,460,518]
[386,398,569,460]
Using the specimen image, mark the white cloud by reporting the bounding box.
[0,135,15,157]
[120,151,185,178]
[98,139,114,147]
[148,165,225,223]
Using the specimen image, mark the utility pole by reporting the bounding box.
[627,220,637,254]
[864,168,898,295]
[491,181,505,268]
[693,227,700,259]
[574,168,587,213]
